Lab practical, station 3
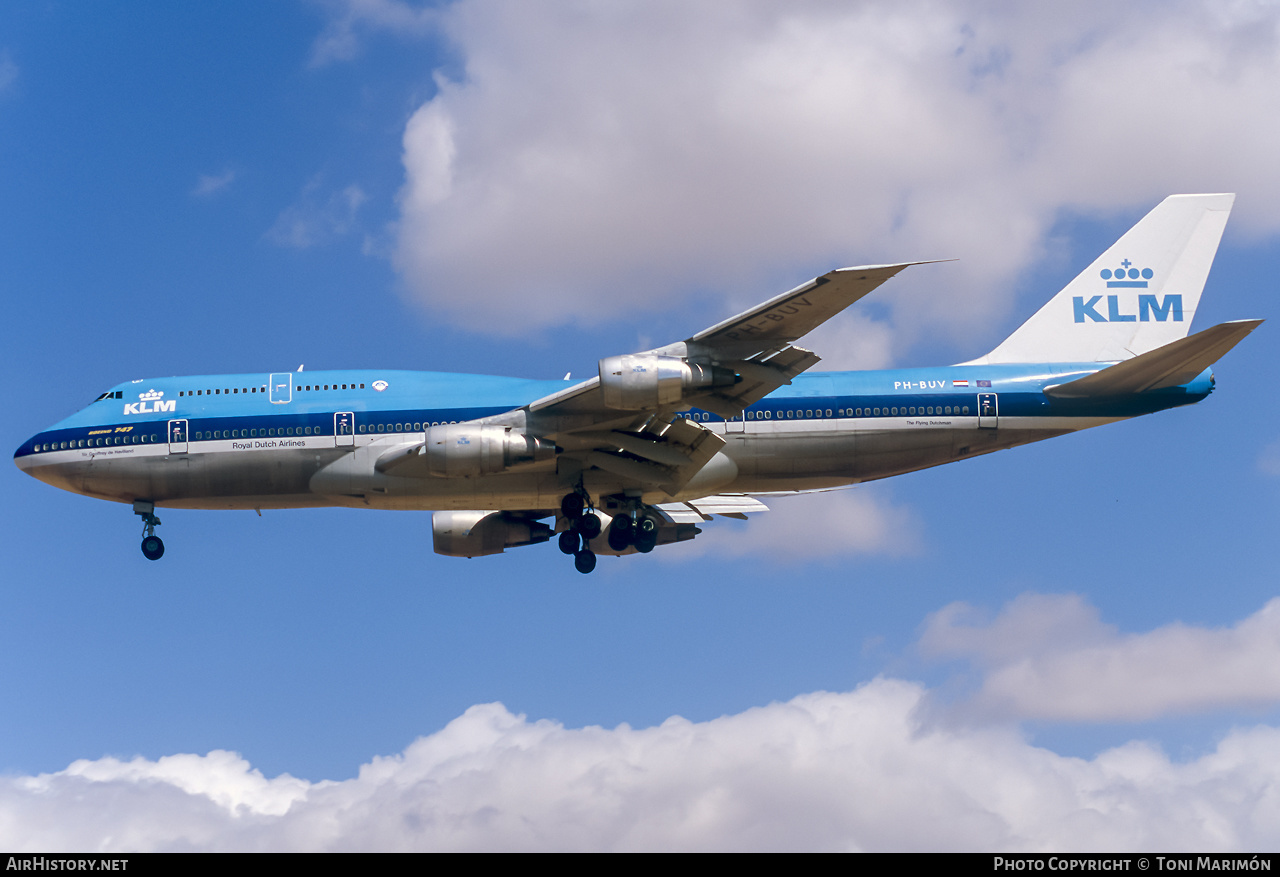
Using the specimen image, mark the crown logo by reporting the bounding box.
[372,380,388,392]
[139,389,164,401]
[1100,259,1153,288]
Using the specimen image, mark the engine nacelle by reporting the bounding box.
[432,511,553,557]
[423,425,555,477]
[598,354,738,410]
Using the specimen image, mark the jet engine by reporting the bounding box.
[598,354,738,410]
[423,425,555,477]
[432,511,553,557]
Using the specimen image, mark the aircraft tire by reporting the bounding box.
[578,512,602,540]
[574,549,597,574]
[141,535,165,561]
[560,493,585,521]
[607,521,632,552]
[634,516,658,553]
[558,530,580,555]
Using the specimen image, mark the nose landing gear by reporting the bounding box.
[134,500,164,561]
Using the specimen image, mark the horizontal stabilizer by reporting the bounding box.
[1045,319,1262,398]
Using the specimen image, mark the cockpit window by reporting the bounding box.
[93,391,123,402]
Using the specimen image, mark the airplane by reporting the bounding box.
[13,193,1262,574]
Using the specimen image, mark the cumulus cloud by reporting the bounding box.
[7,681,1280,851]
[266,179,368,248]
[191,169,236,198]
[382,0,1280,342]
[921,593,1280,722]
[673,488,921,562]
[309,0,438,67]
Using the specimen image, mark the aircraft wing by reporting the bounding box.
[681,262,936,360]
[388,262,923,498]
[526,261,927,422]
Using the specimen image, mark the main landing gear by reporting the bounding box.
[559,492,661,574]
[134,500,164,561]
[559,492,601,574]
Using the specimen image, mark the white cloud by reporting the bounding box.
[921,594,1280,722]
[1259,438,1280,476]
[192,169,236,198]
[309,0,439,67]
[7,680,1280,851]
[0,49,17,95]
[266,180,368,248]
[672,488,921,562]
[381,0,1280,342]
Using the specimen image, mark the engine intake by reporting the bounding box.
[598,354,738,410]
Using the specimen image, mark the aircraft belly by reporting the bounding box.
[723,420,1080,490]
[727,432,857,480]
[35,447,343,510]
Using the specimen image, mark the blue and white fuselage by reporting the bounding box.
[13,362,1214,509]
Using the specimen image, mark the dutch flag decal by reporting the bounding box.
[952,380,969,387]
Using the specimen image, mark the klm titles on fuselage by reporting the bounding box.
[1073,261,1183,323]
[123,390,175,416]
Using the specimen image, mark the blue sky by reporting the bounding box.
[2,1,1280,851]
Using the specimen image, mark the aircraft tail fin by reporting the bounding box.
[979,194,1235,364]
[1044,319,1262,398]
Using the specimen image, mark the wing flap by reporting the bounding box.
[572,415,726,496]
[656,494,770,522]
[1045,319,1262,398]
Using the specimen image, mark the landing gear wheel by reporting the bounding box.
[607,515,633,552]
[574,549,597,574]
[558,530,580,555]
[560,493,585,520]
[135,502,164,560]
[141,535,165,561]
[577,512,602,540]
[634,516,658,553]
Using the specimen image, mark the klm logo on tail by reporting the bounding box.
[1073,260,1182,323]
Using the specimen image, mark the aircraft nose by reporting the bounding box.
[15,432,48,473]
